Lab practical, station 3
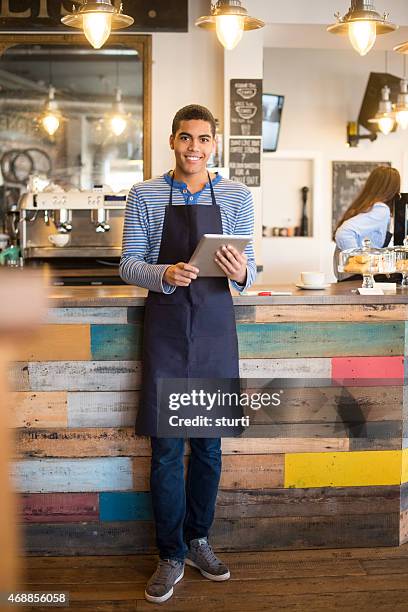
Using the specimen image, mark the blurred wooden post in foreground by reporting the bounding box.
[0,270,47,599]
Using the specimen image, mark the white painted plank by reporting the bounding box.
[9,361,142,391]
[46,308,128,324]
[11,458,133,493]
[68,391,139,427]
[239,358,332,378]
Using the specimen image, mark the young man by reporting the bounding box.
[120,105,256,604]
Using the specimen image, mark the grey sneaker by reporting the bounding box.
[185,537,230,581]
[145,558,184,604]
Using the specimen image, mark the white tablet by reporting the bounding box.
[189,233,253,277]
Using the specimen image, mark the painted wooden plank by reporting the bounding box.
[215,485,400,519]
[400,508,408,545]
[90,324,142,361]
[7,362,29,391]
[234,305,256,323]
[12,392,67,428]
[402,448,408,484]
[237,322,404,359]
[219,455,284,489]
[21,493,99,523]
[285,450,403,488]
[239,358,331,378]
[401,481,408,512]
[12,458,133,493]
[16,428,149,458]
[99,492,152,522]
[244,386,402,424]
[23,521,155,556]
[87,322,405,360]
[47,308,129,325]
[348,421,402,451]
[59,485,398,523]
[23,513,399,555]
[332,356,404,381]
[11,359,331,392]
[13,325,91,361]
[132,456,156,492]
[210,514,399,550]
[221,438,349,453]
[68,392,139,428]
[9,361,142,392]
[256,304,408,323]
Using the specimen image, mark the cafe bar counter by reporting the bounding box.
[10,281,408,555]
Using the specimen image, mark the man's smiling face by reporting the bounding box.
[170,119,215,178]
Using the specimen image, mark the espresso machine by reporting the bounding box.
[18,187,127,261]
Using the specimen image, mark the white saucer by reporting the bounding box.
[295,283,331,290]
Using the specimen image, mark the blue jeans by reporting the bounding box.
[150,437,222,562]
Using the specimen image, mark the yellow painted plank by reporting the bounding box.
[13,325,91,361]
[285,450,402,488]
[401,448,408,484]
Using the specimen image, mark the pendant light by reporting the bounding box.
[368,85,395,135]
[394,56,408,130]
[40,86,61,136]
[109,88,128,136]
[62,1,134,50]
[327,1,397,56]
[195,1,265,51]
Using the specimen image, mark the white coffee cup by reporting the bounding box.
[48,233,70,247]
[301,271,325,286]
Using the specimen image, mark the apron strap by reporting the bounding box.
[169,171,218,207]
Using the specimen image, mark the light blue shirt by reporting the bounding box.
[335,202,390,251]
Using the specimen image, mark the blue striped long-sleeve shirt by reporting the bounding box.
[119,172,256,294]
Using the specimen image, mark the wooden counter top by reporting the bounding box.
[44,281,408,307]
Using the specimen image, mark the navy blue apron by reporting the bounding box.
[136,172,240,436]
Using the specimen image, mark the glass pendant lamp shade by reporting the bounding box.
[62,1,134,50]
[82,11,112,49]
[377,116,395,135]
[195,1,264,50]
[41,113,60,136]
[394,79,408,130]
[327,1,397,56]
[348,20,377,55]
[108,89,128,137]
[215,15,244,50]
[368,85,395,135]
[39,86,62,136]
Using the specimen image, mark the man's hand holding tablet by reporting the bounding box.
[189,234,252,278]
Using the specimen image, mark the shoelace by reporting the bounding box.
[153,560,180,585]
[198,542,221,566]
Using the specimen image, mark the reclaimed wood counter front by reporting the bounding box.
[9,281,408,555]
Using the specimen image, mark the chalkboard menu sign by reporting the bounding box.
[229,138,261,187]
[332,160,391,232]
[0,0,188,33]
[230,79,262,136]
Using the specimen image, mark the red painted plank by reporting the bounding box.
[332,356,404,385]
[20,493,99,523]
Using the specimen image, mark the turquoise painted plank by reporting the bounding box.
[90,322,403,361]
[237,322,404,359]
[90,324,142,360]
[99,492,153,521]
[12,458,133,493]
